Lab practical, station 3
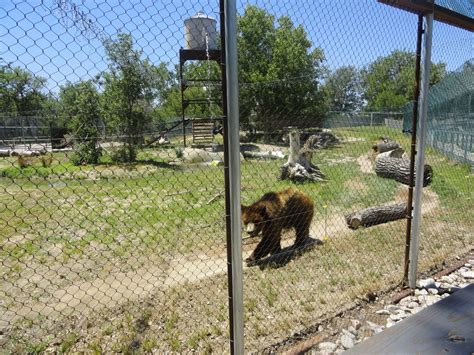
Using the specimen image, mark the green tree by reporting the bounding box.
[325,66,363,112]
[237,6,327,134]
[60,81,102,165]
[153,62,220,120]
[100,32,158,162]
[0,65,47,115]
[362,50,446,111]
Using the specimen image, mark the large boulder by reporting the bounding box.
[182,148,244,164]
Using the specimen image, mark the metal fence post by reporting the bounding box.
[408,12,433,289]
[222,0,244,353]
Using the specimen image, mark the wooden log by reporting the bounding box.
[303,132,340,150]
[345,202,407,229]
[375,157,432,187]
[375,147,405,160]
[372,140,401,153]
[242,150,285,160]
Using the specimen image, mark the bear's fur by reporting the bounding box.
[241,187,314,263]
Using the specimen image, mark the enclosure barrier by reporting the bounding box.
[0,0,472,353]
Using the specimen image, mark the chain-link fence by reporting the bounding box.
[1,0,472,353]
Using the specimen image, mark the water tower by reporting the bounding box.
[184,11,218,50]
[180,12,223,147]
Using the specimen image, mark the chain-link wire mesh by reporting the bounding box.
[1,0,472,353]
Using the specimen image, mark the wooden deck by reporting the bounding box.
[346,284,474,354]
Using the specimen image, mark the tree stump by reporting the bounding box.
[345,202,407,229]
[375,157,432,187]
[280,129,325,182]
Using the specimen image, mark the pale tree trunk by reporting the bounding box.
[375,157,432,187]
[280,129,325,182]
[345,202,407,229]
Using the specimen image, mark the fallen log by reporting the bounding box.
[303,131,340,150]
[375,157,432,186]
[242,150,285,160]
[345,202,407,229]
[372,140,401,153]
[375,147,405,160]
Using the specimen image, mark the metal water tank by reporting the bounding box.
[184,12,217,50]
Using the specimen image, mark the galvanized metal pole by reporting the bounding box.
[403,14,424,285]
[408,12,433,289]
[221,0,244,353]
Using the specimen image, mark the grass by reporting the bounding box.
[0,126,472,353]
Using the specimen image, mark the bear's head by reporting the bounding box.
[241,204,268,237]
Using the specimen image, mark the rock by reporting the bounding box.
[425,295,441,306]
[419,278,436,289]
[399,298,412,307]
[398,311,408,319]
[464,263,471,268]
[420,277,437,288]
[386,319,396,328]
[341,334,355,349]
[460,271,474,279]
[428,288,439,295]
[438,282,452,289]
[386,305,399,313]
[347,326,358,336]
[351,319,361,330]
[366,321,384,334]
[182,148,244,164]
[407,302,419,309]
[343,328,356,338]
[319,342,337,352]
[376,309,391,315]
[410,307,422,314]
[389,313,401,321]
[415,289,428,295]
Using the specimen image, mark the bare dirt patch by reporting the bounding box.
[394,185,440,215]
[357,153,375,174]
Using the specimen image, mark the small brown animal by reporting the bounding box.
[241,187,314,264]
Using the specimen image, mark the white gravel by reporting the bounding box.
[309,258,474,354]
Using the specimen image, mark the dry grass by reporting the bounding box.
[0,127,472,353]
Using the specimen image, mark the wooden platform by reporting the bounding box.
[347,284,474,354]
[192,119,214,144]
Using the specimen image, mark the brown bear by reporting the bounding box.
[241,187,314,264]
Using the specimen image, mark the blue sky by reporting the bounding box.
[1,0,472,94]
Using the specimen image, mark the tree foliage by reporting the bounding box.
[325,66,363,112]
[237,5,327,133]
[100,32,158,162]
[153,61,221,123]
[362,50,446,111]
[59,81,102,165]
[0,65,47,115]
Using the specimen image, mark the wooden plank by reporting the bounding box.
[347,284,474,354]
